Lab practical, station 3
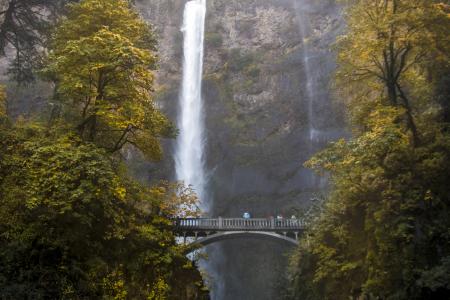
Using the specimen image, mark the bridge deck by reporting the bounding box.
[174,217,306,232]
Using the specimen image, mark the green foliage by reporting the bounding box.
[227,48,257,73]
[0,1,208,298]
[205,32,223,48]
[0,123,206,299]
[288,1,450,299]
[335,0,449,144]
[244,65,261,78]
[43,0,175,160]
[288,108,450,299]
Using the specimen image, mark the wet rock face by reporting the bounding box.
[137,0,344,298]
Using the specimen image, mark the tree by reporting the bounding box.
[43,0,175,160]
[0,1,209,298]
[287,1,450,299]
[0,0,72,82]
[336,0,449,145]
[288,108,450,299]
[0,123,207,299]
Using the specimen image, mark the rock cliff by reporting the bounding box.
[136,0,345,299]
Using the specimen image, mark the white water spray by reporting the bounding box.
[175,0,208,209]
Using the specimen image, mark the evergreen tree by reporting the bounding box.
[0,0,73,82]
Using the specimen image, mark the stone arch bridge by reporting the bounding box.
[173,217,306,250]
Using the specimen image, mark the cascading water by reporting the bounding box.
[294,0,317,145]
[174,3,224,298]
[294,0,332,190]
[295,0,342,147]
[175,0,208,210]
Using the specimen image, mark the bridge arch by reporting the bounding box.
[187,231,298,250]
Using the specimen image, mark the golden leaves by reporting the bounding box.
[46,0,171,158]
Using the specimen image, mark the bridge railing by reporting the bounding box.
[174,218,306,231]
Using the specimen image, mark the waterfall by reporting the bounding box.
[175,0,208,209]
[294,0,317,144]
[294,0,330,190]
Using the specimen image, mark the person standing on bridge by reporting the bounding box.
[243,212,251,219]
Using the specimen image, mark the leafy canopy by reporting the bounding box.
[44,0,175,160]
[0,0,208,299]
[287,1,450,299]
[336,0,449,143]
[0,122,206,299]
